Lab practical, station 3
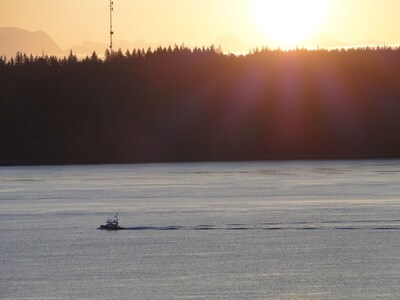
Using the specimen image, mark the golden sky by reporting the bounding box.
[1,0,399,49]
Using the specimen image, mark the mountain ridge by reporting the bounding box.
[1,27,394,59]
[0,27,64,58]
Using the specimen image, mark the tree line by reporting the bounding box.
[1,46,400,165]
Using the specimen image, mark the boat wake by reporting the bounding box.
[121,220,400,231]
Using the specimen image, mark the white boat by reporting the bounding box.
[99,213,124,230]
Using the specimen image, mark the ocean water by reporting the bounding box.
[0,160,399,299]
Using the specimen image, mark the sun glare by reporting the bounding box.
[252,0,329,48]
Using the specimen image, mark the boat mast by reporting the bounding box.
[109,0,114,51]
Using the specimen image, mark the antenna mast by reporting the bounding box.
[109,0,114,50]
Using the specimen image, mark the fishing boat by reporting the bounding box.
[99,213,125,230]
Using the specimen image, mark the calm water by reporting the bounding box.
[1,160,400,299]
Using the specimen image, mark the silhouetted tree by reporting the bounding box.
[90,51,99,62]
[104,49,112,61]
[1,46,400,165]
[67,50,78,64]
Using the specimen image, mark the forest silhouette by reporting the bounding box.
[1,46,400,165]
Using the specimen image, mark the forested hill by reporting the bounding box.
[1,46,400,165]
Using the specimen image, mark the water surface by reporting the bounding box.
[1,160,400,299]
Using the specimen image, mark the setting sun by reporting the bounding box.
[252,0,329,47]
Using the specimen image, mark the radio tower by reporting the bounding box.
[109,0,114,50]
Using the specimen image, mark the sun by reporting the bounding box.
[252,0,329,48]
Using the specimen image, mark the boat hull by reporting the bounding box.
[98,225,125,230]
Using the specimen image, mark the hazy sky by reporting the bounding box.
[1,0,400,49]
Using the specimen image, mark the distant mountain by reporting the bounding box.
[67,41,109,57]
[0,27,64,58]
[303,32,348,48]
[355,39,386,47]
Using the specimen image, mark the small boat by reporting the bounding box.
[99,213,125,230]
